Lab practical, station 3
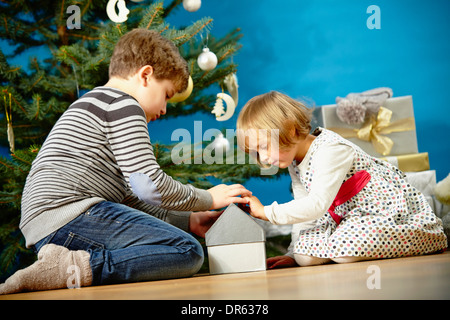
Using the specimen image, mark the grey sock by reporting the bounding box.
[0,244,92,294]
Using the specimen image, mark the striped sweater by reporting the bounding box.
[20,87,212,247]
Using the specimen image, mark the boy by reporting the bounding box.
[0,29,250,294]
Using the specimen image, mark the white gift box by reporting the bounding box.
[404,170,436,213]
[205,204,266,275]
[313,96,418,157]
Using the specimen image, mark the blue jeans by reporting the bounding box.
[33,201,204,286]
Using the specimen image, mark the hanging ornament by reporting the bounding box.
[209,133,230,154]
[224,73,239,106]
[211,94,225,118]
[3,93,14,153]
[197,47,218,71]
[183,0,202,12]
[168,76,194,103]
[212,93,236,122]
[106,0,130,23]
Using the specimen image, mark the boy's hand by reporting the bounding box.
[207,184,252,210]
[189,210,222,238]
[243,195,268,221]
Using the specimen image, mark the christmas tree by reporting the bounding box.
[0,0,285,280]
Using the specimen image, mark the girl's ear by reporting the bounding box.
[290,126,296,139]
[137,65,154,86]
[284,119,297,138]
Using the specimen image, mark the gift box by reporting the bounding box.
[380,152,430,172]
[313,96,418,157]
[404,170,436,212]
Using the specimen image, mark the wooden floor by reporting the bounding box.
[1,251,449,300]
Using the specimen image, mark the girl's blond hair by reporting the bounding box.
[236,91,312,162]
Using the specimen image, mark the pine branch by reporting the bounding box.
[169,17,213,47]
[162,0,183,18]
[0,0,247,280]
[139,2,164,30]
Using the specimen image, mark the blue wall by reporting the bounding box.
[2,0,450,207]
[162,0,450,205]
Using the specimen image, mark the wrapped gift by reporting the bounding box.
[404,170,436,212]
[380,152,430,172]
[313,96,418,157]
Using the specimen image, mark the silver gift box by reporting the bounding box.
[312,96,418,157]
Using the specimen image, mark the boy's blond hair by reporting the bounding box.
[109,28,189,93]
[237,91,312,156]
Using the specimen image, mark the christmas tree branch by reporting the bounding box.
[143,2,164,30]
[0,0,246,280]
[163,0,183,18]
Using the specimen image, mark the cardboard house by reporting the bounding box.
[205,203,266,275]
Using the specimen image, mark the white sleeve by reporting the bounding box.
[288,164,308,199]
[264,143,355,225]
[285,221,318,258]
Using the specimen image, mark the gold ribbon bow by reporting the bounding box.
[329,107,415,156]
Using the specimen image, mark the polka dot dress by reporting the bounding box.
[293,128,447,259]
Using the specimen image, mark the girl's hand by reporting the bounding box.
[267,256,297,269]
[207,184,252,210]
[189,210,222,238]
[243,195,268,221]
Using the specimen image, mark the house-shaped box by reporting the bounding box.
[205,203,266,275]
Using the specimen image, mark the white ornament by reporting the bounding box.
[210,133,230,153]
[212,93,236,122]
[211,95,225,117]
[224,73,239,106]
[183,0,202,12]
[106,0,130,23]
[197,47,218,71]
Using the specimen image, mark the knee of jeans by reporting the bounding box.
[184,238,204,275]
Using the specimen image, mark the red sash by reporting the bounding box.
[328,170,371,225]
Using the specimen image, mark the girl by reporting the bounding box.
[237,91,447,268]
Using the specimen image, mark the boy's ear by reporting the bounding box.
[137,65,154,86]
